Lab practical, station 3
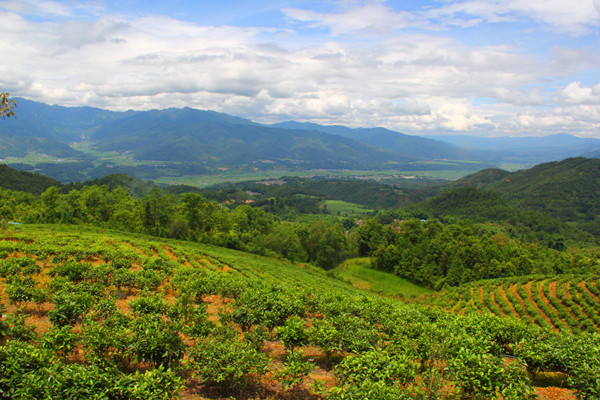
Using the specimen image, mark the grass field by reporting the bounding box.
[330,258,432,298]
[322,200,374,217]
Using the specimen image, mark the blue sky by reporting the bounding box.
[1,0,599,137]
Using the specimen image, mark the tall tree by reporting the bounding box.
[0,92,16,119]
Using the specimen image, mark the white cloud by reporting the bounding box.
[0,0,74,17]
[559,81,600,105]
[283,3,418,35]
[428,0,599,35]
[1,1,599,137]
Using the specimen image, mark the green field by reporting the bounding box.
[2,145,486,185]
[322,200,374,217]
[331,258,432,298]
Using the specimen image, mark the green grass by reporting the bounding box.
[331,258,432,298]
[323,200,373,217]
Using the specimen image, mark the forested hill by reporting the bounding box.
[0,164,61,194]
[0,164,153,197]
[273,121,471,160]
[89,107,417,168]
[450,158,600,235]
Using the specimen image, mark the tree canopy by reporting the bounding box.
[0,92,16,119]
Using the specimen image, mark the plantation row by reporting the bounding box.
[417,275,600,334]
[1,225,600,399]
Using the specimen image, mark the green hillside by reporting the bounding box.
[0,164,61,194]
[451,158,600,236]
[1,224,599,399]
[89,108,417,168]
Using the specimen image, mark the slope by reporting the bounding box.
[274,121,469,160]
[414,275,600,334]
[1,224,597,399]
[90,108,417,169]
[451,158,600,235]
[0,163,61,194]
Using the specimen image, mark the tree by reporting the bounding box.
[1,93,16,119]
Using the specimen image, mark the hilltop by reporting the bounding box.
[451,158,600,235]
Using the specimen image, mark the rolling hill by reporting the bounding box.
[452,158,600,233]
[0,164,61,194]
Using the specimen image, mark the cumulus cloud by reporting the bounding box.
[426,0,599,35]
[1,1,599,137]
[559,82,600,105]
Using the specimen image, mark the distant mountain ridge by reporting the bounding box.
[428,133,600,165]
[89,108,418,168]
[0,99,462,176]
[273,121,468,160]
[1,98,599,182]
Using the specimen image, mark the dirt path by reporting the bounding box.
[489,292,509,317]
[549,281,558,297]
[161,244,178,261]
[202,294,234,323]
[476,286,494,314]
[536,387,576,400]
[537,281,572,330]
[559,283,581,321]
[121,241,148,256]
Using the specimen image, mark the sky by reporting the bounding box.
[1,0,599,137]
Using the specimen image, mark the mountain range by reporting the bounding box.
[1,98,599,182]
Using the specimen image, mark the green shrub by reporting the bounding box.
[276,316,309,352]
[124,365,183,400]
[50,260,92,283]
[274,349,314,390]
[48,290,94,326]
[130,314,185,367]
[129,293,169,315]
[40,325,77,357]
[335,347,419,387]
[448,349,534,399]
[189,334,269,388]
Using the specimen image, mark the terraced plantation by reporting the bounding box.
[1,224,600,399]
[415,275,600,334]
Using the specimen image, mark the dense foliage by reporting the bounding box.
[451,158,600,236]
[358,217,600,289]
[0,164,61,195]
[0,184,354,270]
